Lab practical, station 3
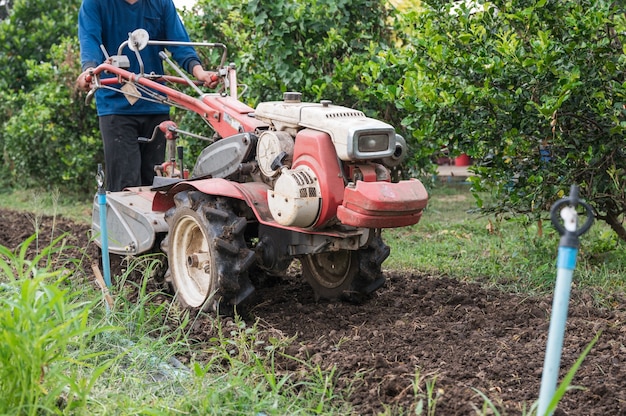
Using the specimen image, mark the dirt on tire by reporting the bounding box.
[1,208,624,415]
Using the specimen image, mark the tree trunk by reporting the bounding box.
[604,211,626,242]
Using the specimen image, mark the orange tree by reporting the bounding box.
[0,0,79,92]
[183,0,395,106]
[385,0,626,239]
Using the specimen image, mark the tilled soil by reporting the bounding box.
[1,208,624,415]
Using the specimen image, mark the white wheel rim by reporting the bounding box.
[170,214,214,307]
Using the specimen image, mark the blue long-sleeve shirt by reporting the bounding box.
[78,0,201,116]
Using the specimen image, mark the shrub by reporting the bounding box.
[0,0,80,93]
[184,0,394,105]
[392,0,626,239]
[2,40,101,194]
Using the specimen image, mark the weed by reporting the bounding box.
[0,237,114,414]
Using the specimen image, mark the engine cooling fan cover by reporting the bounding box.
[267,165,321,228]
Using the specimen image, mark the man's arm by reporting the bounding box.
[162,1,218,87]
[78,0,104,72]
[76,0,103,91]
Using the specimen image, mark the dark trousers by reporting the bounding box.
[99,114,170,192]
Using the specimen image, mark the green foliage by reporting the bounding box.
[0,0,99,195]
[2,39,101,194]
[0,236,111,414]
[393,0,626,238]
[0,0,80,93]
[184,0,394,105]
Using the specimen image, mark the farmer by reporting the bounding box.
[76,0,218,192]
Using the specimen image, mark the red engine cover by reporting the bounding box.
[291,128,345,228]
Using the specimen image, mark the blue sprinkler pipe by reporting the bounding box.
[97,164,112,288]
[537,185,593,416]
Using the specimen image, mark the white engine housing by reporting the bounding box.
[267,165,321,228]
[255,93,396,161]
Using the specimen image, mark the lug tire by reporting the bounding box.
[161,191,255,313]
[302,231,390,303]
[352,232,389,302]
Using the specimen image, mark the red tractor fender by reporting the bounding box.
[152,178,275,222]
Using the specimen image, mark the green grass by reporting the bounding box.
[0,236,114,414]
[384,183,626,297]
[0,187,92,224]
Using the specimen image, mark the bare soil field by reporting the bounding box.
[1,208,624,415]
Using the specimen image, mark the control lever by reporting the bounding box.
[177,145,186,179]
[158,51,205,97]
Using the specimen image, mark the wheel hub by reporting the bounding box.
[310,251,351,288]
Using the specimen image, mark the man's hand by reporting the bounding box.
[76,68,94,92]
[192,65,219,89]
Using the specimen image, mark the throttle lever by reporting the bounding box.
[85,88,96,105]
[84,71,96,105]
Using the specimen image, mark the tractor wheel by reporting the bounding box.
[353,232,389,301]
[301,231,389,303]
[301,250,358,302]
[161,191,255,313]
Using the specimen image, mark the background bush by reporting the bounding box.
[3,40,101,194]
[1,0,626,240]
[0,0,99,194]
[184,0,394,104]
[389,0,626,238]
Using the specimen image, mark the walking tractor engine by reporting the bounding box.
[90,30,428,314]
[254,92,420,230]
